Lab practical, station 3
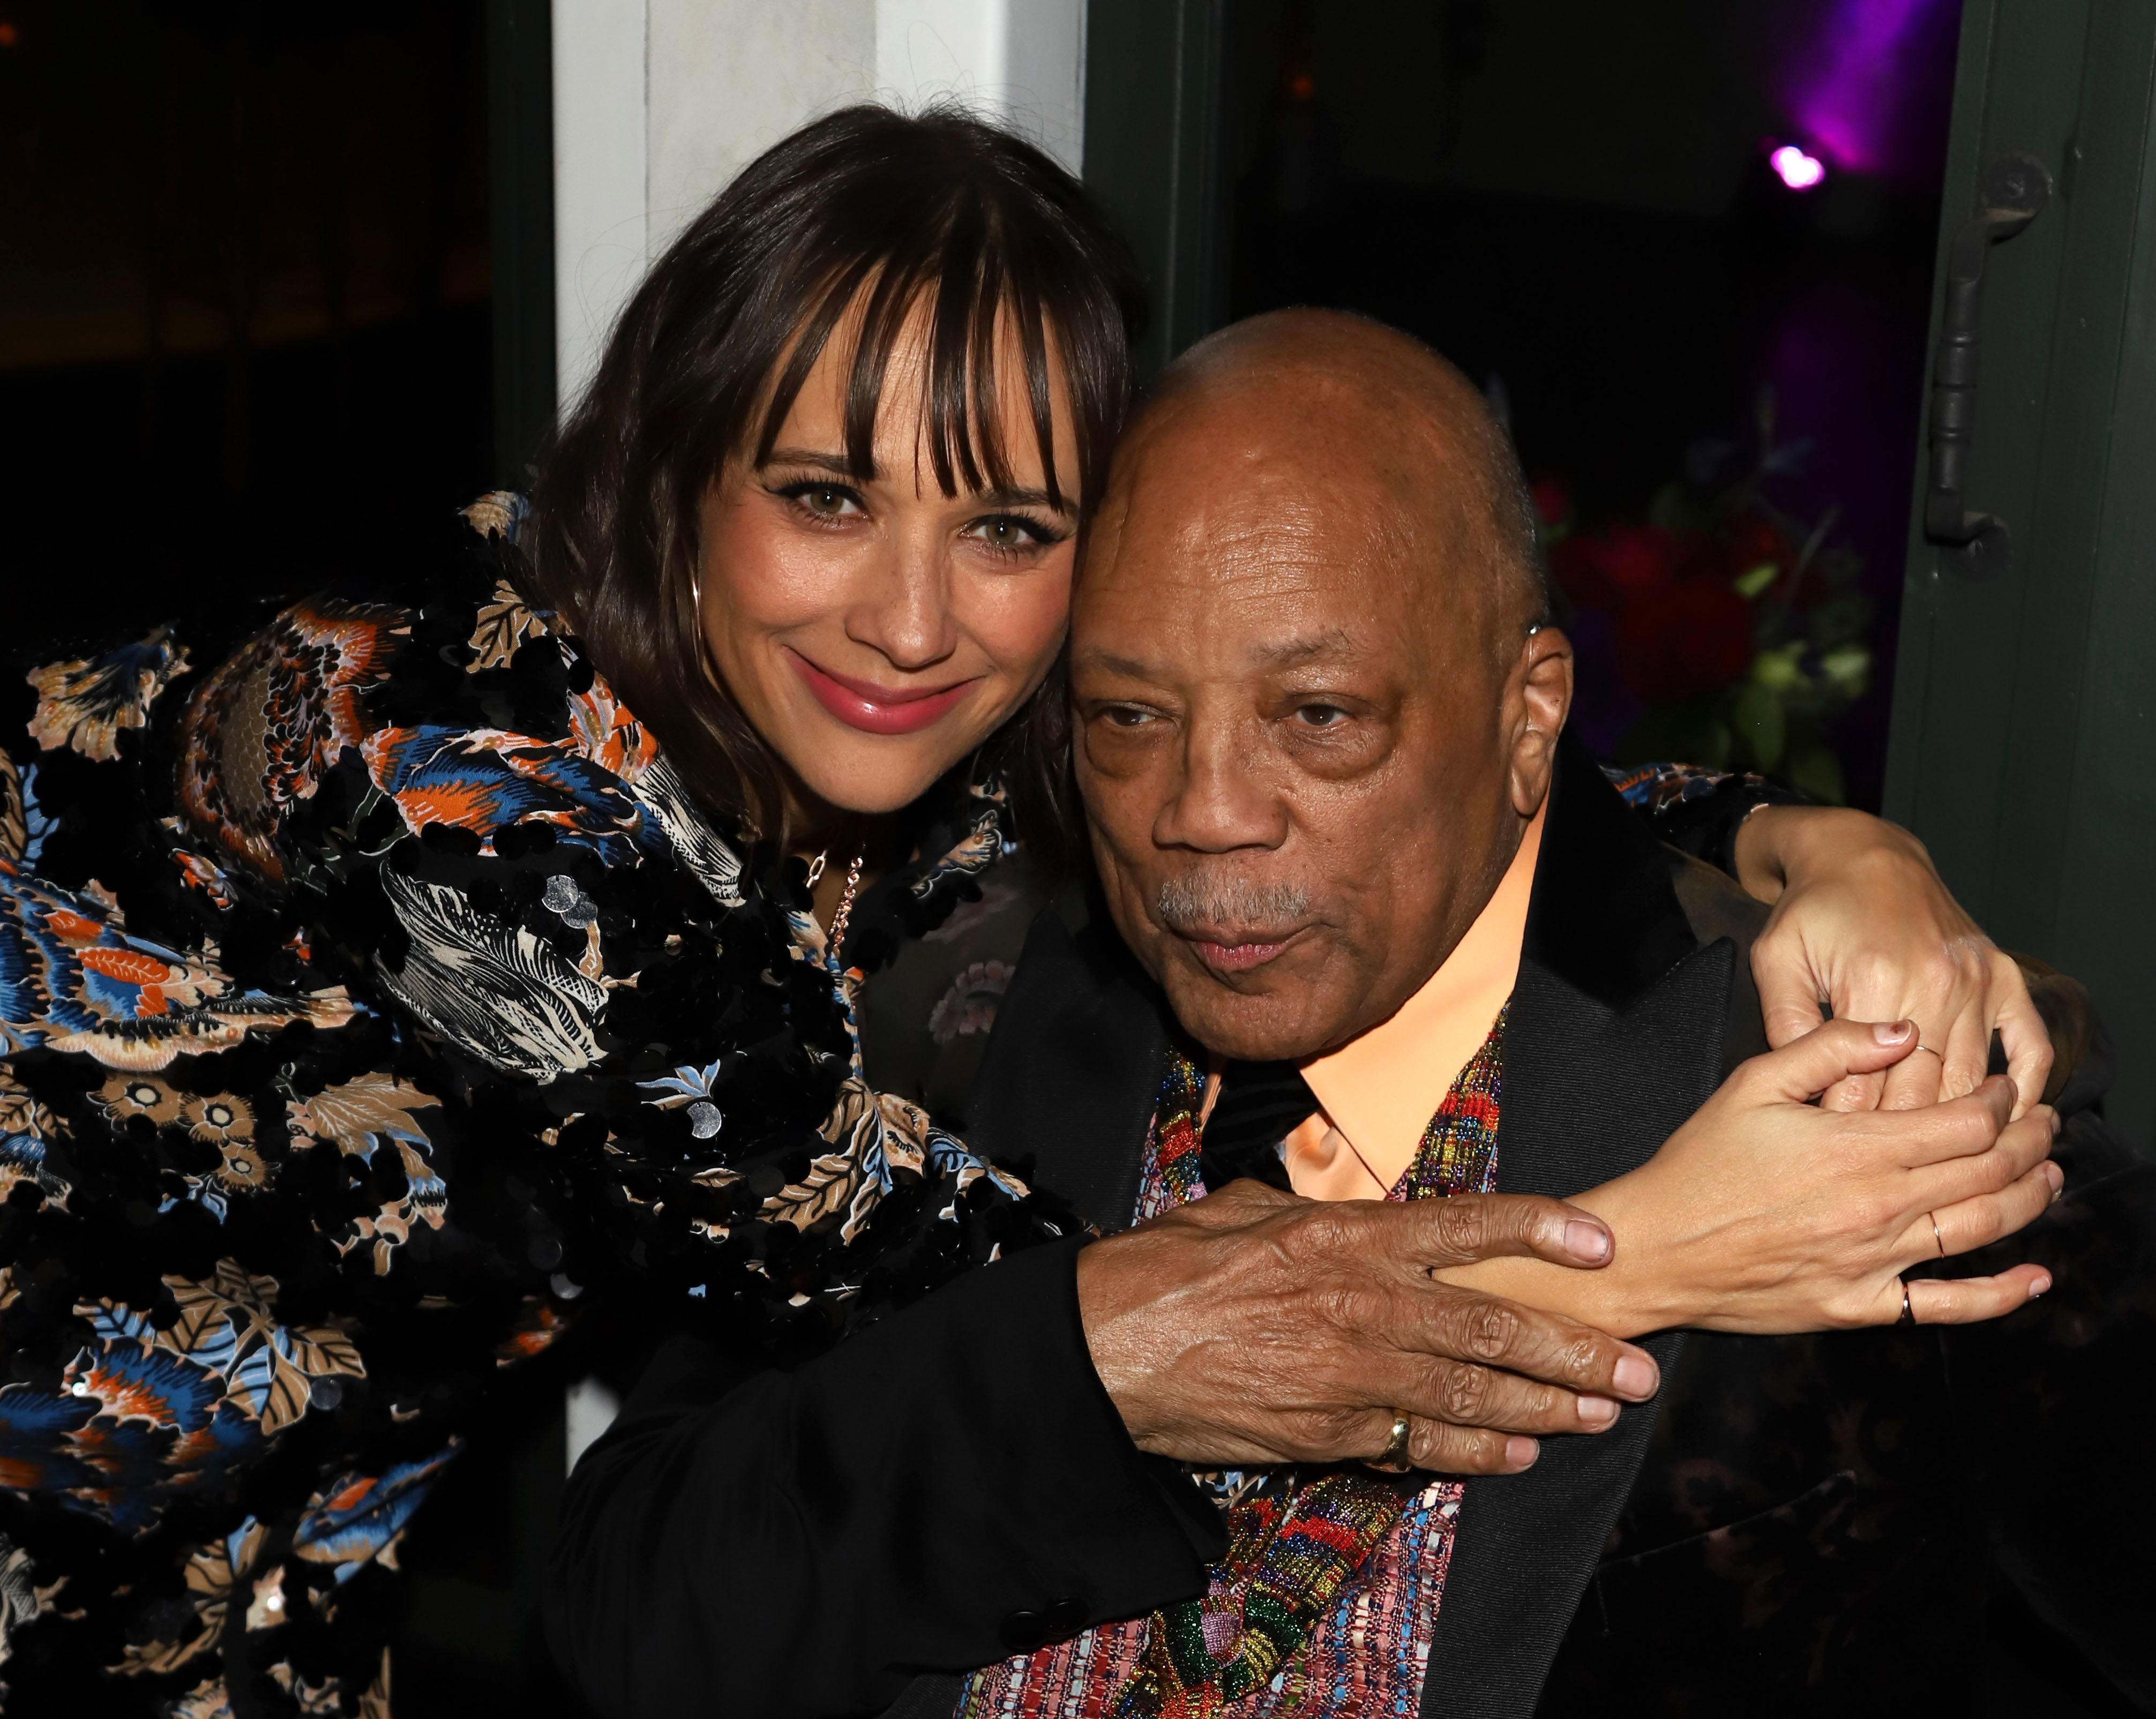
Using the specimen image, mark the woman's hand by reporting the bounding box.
[1581,1017,2057,1333]
[1735,805,2052,1117]
[1434,1018,2057,1337]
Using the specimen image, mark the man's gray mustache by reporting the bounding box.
[1156,873,1313,932]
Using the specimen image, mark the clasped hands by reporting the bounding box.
[1076,1018,2059,1476]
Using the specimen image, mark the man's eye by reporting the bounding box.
[1101,706,1155,729]
[1296,704,1349,728]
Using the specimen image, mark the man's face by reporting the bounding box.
[1072,386,1538,1063]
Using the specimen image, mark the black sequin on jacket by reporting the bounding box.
[0,504,1069,1716]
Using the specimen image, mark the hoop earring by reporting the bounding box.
[686,564,719,684]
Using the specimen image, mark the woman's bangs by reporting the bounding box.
[753,221,1072,510]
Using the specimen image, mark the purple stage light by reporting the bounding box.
[1770,144,1827,190]
[1779,0,1957,178]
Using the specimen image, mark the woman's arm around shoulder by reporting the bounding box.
[1612,759,2052,1114]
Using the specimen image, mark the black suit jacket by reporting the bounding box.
[966,735,2153,1717]
[547,738,2153,1718]
[955,733,1753,1717]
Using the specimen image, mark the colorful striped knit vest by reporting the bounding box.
[960,1008,1507,1719]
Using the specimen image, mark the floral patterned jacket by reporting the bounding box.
[0,501,1045,1717]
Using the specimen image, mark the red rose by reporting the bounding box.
[1616,576,1755,702]
[1551,523,1688,616]
[1598,524,1685,597]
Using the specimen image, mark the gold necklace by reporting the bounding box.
[806,848,866,963]
[827,850,865,959]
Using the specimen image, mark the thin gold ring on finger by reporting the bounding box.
[1913,1044,1944,1059]
[1369,1412,1413,1473]
[1930,1210,1945,1258]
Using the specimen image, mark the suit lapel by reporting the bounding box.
[965,897,1171,1236]
[1423,736,1737,1719]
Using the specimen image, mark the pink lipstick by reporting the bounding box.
[788,650,979,736]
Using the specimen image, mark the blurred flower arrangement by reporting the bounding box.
[1538,390,1873,804]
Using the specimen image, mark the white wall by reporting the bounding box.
[550,0,1085,413]
[551,0,654,410]
[875,0,1086,172]
[549,0,1085,1475]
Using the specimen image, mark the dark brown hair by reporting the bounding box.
[524,104,1144,850]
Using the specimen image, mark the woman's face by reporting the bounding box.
[697,305,1081,826]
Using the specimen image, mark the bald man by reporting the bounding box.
[950,312,2126,1717]
[549,313,2137,1719]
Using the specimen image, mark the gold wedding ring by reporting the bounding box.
[1373,1412,1413,1471]
[1930,1210,1945,1258]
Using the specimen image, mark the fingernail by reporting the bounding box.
[2030,1274,2052,1298]
[1577,1395,1619,1429]
[1506,1436,1539,1469]
[1873,1019,1914,1044]
[2046,1162,2064,1197]
[1612,1353,1658,1398]
[1564,1219,1611,1263]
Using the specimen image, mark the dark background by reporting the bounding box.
[0,1,497,657]
[1216,0,1965,811]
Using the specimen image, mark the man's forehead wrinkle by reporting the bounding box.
[1091,319,1520,689]
[1071,620,1368,685]
[1088,501,1434,693]
[1075,647,1161,681]
[1245,626,1358,668]
[1095,455,1331,597]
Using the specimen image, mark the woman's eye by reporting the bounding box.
[962,513,1064,552]
[774,480,866,520]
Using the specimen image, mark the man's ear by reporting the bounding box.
[1505,626,1574,818]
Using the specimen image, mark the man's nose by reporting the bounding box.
[845,525,958,671]
[1152,715,1290,854]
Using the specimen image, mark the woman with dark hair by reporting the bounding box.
[0,106,2052,1718]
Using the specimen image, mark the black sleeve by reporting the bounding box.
[544,1236,1221,1719]
[1603,760,1807,877]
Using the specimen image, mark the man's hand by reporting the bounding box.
[1574,1017,2059,1333]
[1076,1182,1663,1476]
[1735,805,2051,1116]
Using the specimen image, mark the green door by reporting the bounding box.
[1082,0,1231,379]
[1886,0,2156,1145]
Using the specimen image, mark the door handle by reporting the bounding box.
[1923,150,2053,570]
